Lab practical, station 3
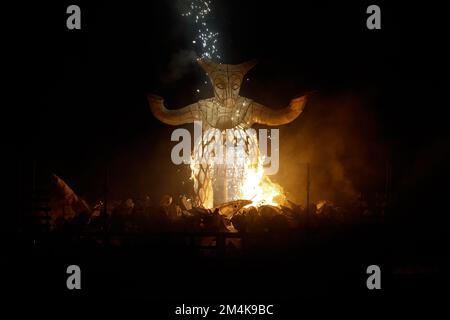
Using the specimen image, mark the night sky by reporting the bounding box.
[14,1,448,218]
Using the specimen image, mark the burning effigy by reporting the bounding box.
[148,58,307,210]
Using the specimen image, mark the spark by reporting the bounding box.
[180,0,221,61]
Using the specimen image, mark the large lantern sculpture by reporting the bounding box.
[149,58,307,208]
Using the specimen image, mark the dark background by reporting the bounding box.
[6,0,449,310]
[15,0,449,221]
[15,1,448,190]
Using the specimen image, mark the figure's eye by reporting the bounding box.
[229,74,242,90]
[216,83,225,89]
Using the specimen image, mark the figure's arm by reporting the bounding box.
[250,95,307,126]
[148,94,201,126]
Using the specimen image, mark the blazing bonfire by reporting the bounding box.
[148,58,307,213]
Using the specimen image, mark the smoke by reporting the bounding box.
[162,49,198,84]
[274,92,384,205]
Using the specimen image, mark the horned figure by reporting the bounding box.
[149,58,307,208]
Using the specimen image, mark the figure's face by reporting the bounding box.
[198,59,257,109]
[210,66,244,108]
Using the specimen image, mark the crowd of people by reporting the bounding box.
[45,192,386,236]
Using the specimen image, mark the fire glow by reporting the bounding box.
[189,126,285,209]
[239,158,286,208]
[155,1,308,209]
[149,59,307,209]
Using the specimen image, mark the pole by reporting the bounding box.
[306,163,310,217]
[103,164,108,234]
[32,159,36,193]
[384,160,391,216]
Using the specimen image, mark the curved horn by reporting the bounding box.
[196,58,216,75]
[197,58,258,75]
[251,95,307,126]
[237,59,258,74]
[148,94,199,126]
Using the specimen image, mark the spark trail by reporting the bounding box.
[180,0,221,61]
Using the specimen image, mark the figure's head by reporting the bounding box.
[197,58,257,108]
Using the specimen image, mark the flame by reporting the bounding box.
[239,157,285,207]
[190,127,286,208]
